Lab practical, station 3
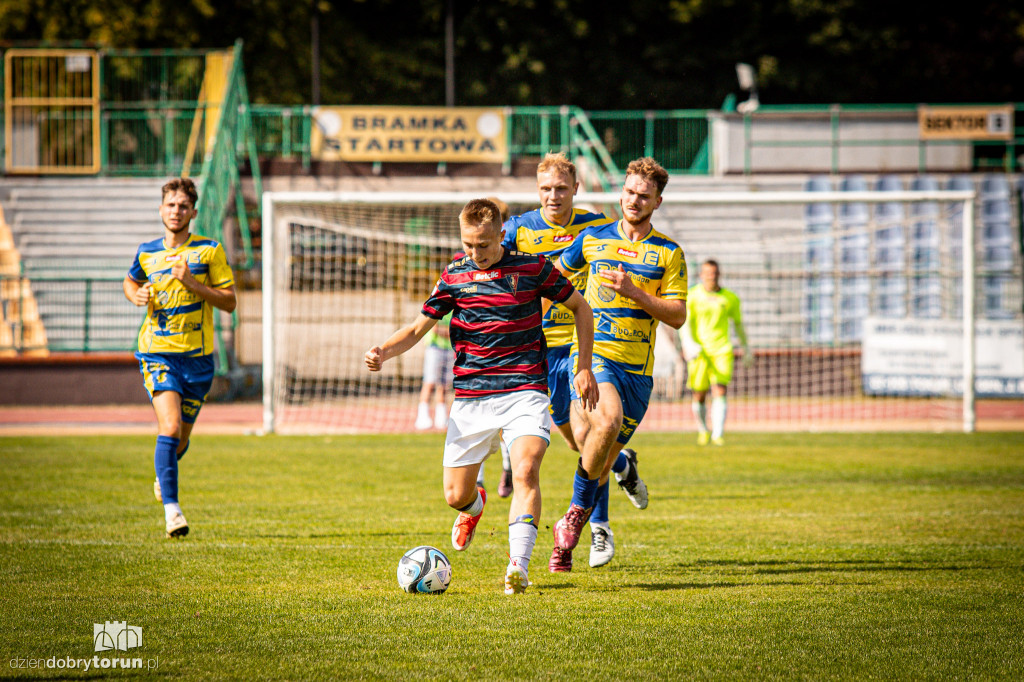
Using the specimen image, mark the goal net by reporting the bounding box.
[262,187,1021,434]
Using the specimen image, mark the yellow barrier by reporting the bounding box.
[3,48,101,174]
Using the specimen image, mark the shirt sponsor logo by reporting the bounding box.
[553,235,574,243]
[473,271,500,281]
[617,247,638,258]
[165,255,181,262]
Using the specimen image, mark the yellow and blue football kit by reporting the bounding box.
[561,220,688,444]
[502,207,613,426]
[686,285,744,391]
[128,234,234,423]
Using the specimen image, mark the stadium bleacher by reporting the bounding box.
[0,178,165,351]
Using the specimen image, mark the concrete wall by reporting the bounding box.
[712,112,974,175]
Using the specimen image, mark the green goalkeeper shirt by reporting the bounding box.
[685,284,744,356]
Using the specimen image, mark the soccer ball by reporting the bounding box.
[397,545,452,594]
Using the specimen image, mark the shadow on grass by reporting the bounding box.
[682,559,991,575]
[637,581,764,591]
[251,531,424,540]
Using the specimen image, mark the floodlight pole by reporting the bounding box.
[445,0,455,107]
[311,4,321,105]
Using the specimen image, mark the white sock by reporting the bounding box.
[500,440,511,470]
[164,502,182,524]
[476,461,486,487]
[416,402,430,421]
[434,402,448,428]
[711,397,728,439]
[459,490,484,517]
[508,519,538,573]
[692,401,708,432]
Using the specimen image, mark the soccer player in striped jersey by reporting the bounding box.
[496,153,617,500]
[549,157,688,572]
[680,259,752,446]
[365,198,598,594]
[123,178,236,539]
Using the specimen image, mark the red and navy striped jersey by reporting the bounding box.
[422,248,575,398]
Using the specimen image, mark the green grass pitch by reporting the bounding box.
[2,432,1023,680]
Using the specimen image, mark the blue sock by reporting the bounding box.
[591,481,610,524]
[177,439,189,462]
[570,468,600,510]
[611,450,628,474]
[155,435,180,504]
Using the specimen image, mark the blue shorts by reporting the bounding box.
[546,345,574,427]
[569,351,652,446]
[136,352,215,425]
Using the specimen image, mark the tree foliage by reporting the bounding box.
[2,0,1022,107]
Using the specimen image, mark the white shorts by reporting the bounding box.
[422,346,454,385]
[442,390,552,468]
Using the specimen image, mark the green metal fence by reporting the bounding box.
[98,49,205,176]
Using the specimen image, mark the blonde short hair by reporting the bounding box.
[537,152,577,185]
[625,157,669,195]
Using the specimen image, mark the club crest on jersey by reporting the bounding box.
[473,271,500,281]
[643,251,659,266]
[507,274,519,294]
[616,247,638,258]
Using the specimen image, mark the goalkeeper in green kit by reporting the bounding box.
[679,259,752,446]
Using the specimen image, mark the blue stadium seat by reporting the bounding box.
[803,176,835,343]
[980,174,1010,199]
[910,176,939,218]
[837,175,870,339]
[804,175,833,223]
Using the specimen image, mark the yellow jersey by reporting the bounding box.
[501,207,613,348]
[128,234,234,356]
[559,220,687,375]
[686,285,743,356]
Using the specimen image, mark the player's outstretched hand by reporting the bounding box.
[133,282,152,307]
[742,349,755,369]
[574,369,599,411]
[364,346,385,372]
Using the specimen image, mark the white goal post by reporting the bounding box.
[260,187,1011,436]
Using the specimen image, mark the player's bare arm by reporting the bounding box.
[562,291,598,410]
[365,313,439,372]
[170,260,237,313]
[599,265,687,328]
[123,276,151,306]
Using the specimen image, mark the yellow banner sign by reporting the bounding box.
[918,105,1014,140]
[311,106,506,162]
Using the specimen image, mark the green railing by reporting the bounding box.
[0,269,138,353]
[250,104,312,168]
[585,109,710,175]
[189,40,262,271]
[185,40,262,377]
[99,48,209,175]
